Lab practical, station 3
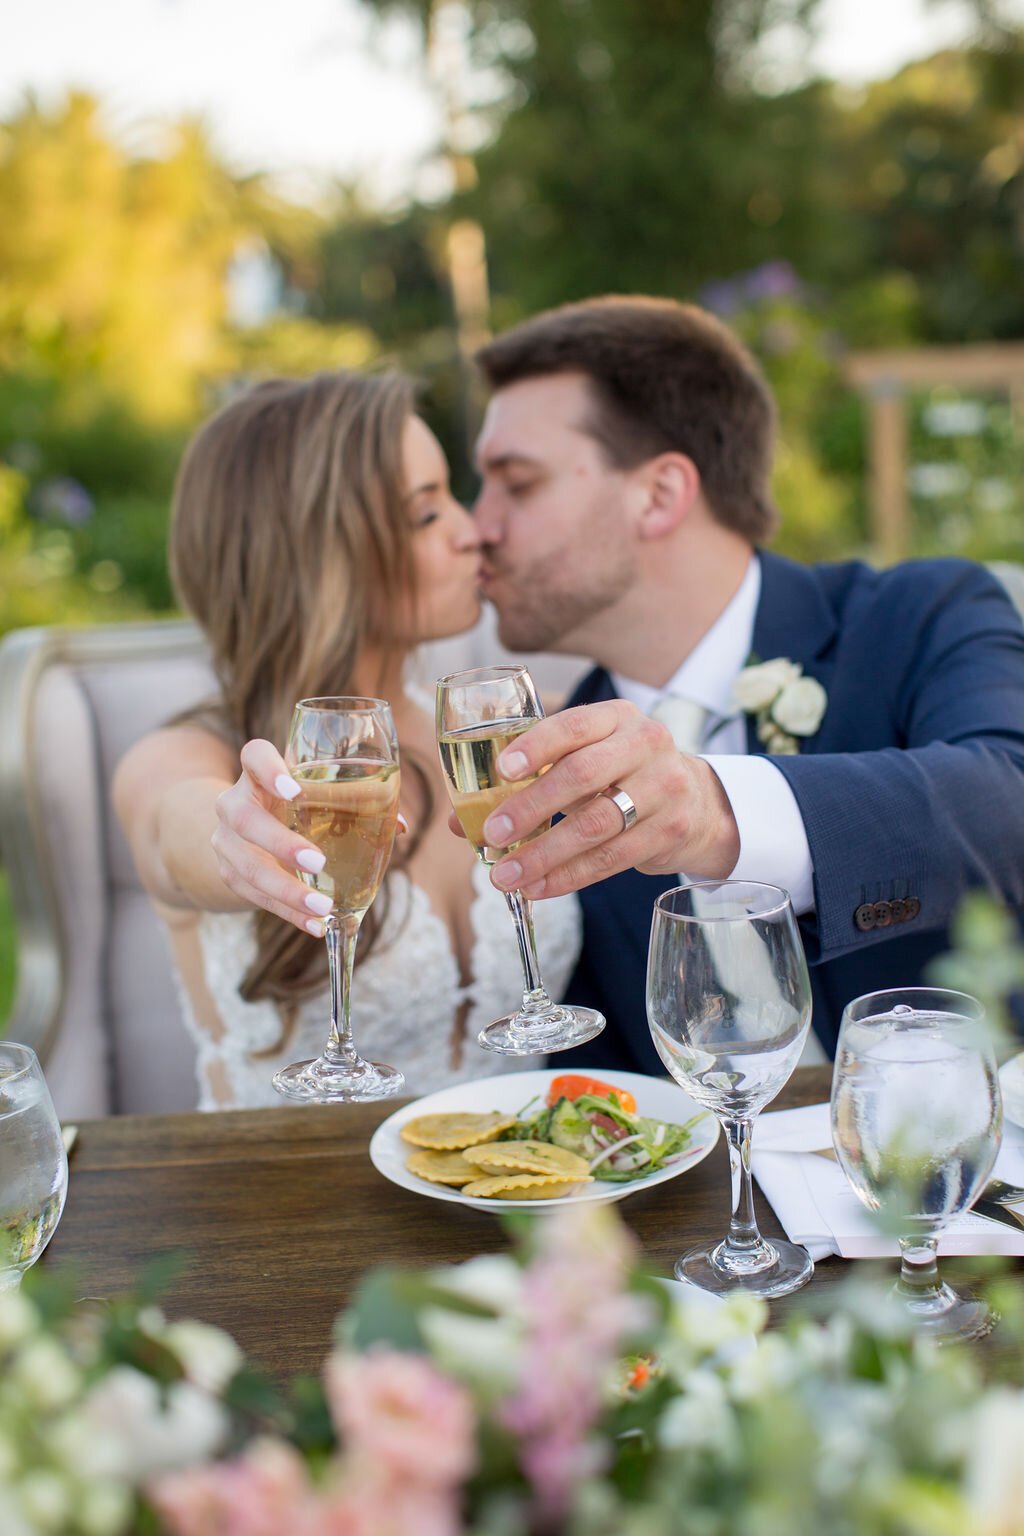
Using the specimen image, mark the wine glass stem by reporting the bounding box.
[896,1236,943,1302]
[324,913,362,1066]
[723,1116,764,1255]
[503,888,554,1012]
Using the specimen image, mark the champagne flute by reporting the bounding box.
[1,1043,68,1289]
[831,986,1000,1342]
[647,881,814,1297]
[436,664,605,1054]
[272,697,403,1103]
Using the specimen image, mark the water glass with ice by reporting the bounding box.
[831,986,1001,1342]
[0,1043,68,1289]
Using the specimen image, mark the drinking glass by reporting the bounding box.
[647,881,814,1297]
[436,664,605,1054]
[0,1043,68,1289]
[831,986,1000,1342]
[272,697,404,1103]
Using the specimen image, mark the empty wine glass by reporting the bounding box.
[436,664,605,1054]
[831,986,1001,1342]
[647,881,814,1297]
[1,1043,68,1289]
[272,697,403,1103]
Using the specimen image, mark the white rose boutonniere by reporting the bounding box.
[732,657,827,755]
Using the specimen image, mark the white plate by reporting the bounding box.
[369,1068,719,1212]
[1000,1053,1024,1128]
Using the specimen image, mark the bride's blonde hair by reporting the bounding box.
[170,369,428,1013]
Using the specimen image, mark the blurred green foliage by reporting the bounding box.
[0,6,1021,644]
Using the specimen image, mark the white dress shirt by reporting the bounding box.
[610,556,816,916]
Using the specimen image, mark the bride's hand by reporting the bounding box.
[212,739,333,937]
[212,740,409,936]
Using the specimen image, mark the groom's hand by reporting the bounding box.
[482,701,741,899]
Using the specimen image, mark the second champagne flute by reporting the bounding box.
[273,697,403,1103]
[436,664,605,1054]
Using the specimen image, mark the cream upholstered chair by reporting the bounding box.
[0,620,215,1118]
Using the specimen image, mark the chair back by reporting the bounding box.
[0,620,215,1117]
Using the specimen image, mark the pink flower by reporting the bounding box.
[500,1206,641,1526]
[333,1467,463,1536]
[150,1437,327,1536]
[325,1348,477,1489]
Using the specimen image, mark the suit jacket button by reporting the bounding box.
[903,896,921,921]
[889,898,906,922]
[855,903,876,931]
[873,900,893,927]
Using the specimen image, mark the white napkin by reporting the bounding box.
[752,1102,1024,1261]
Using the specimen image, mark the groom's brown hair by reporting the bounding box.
[475,295,779,544]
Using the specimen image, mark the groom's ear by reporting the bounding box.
[634,452,700,541]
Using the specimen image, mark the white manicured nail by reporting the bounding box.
[305,891,333,917]
[275,774,302,801]
[305,918,325,938]
[296,848,326,873]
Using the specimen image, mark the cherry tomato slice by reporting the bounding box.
[545,1074,638,1116]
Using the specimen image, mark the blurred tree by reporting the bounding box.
[832,38,1024,343]
[0,93,251,423]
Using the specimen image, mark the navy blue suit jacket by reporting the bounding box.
[558,551,1024,1068]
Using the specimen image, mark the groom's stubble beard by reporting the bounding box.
[482,539,634,654]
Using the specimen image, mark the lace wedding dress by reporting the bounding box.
[173,862,583,1109]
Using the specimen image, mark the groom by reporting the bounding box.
[469,295,1024,1063]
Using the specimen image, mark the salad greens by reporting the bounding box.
[506,1092,703,1183]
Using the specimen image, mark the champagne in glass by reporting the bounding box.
[1,1043,68,1289]
[436,665,605,1055]
[437,718,550,863]
[272,698,403,1103]
[647,881,814,1297]
[831,987,1000,1342]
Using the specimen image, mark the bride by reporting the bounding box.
[113,370,581,1108]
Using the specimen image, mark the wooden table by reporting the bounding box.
[45,1066,1014,1377]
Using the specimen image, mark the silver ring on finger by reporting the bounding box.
[601,783,638,833]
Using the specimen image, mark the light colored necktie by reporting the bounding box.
[649,695,709,755]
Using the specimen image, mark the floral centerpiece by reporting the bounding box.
[4,1204,1024,1536]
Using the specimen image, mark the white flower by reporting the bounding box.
[771,676,827,737]
[658,1369,738,1456]
[9,1338,80,1411]
[430,1254,524,1314]
[731,658,801,713]
[0,1290,38,1352]
[418,1306,523,1395]
[15,1470,71,1533]
[733,656,827,754]
[77,1482,133,1536]
[163,1320,244,1395]
[962,1387,1024,1533]
[82,1366,228,1481]
[49,1412,125,1482]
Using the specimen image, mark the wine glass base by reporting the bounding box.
[477,1006,605,1056]
[675,1237,814,1299]
[896,1282,996,1344]
[272,1057,405,1104]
